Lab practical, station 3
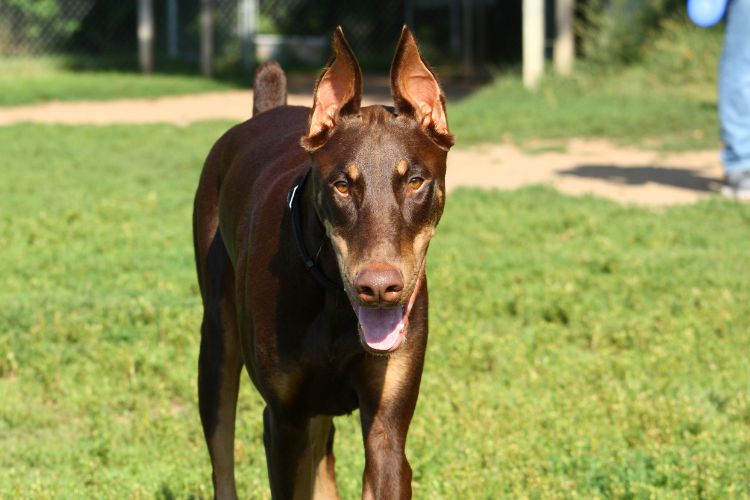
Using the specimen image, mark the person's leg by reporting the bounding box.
[719,0,750,196]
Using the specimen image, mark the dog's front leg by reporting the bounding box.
[360,409,413,499]
[263,407,339,500]
[358,353,424,500]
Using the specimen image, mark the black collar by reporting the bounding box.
[287,168,343,292]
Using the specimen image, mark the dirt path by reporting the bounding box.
[0,91,723,206]
[447,140,722,206]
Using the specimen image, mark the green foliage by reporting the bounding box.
[2,0,79,54]
[640,18,724,92]
[1,123,749,497]
[450,18,722,150]
[579,0,687,65]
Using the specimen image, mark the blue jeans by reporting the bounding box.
[719,0,750,175]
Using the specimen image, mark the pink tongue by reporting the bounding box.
[355,305,404,351]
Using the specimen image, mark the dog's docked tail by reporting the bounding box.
[252,61,287,116]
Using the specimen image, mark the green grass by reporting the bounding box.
[0,57,238,106]
[1,122,749,497]
[450,72,719,151]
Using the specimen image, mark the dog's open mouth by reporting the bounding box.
[352,262,424,354]
[354,305,409,353]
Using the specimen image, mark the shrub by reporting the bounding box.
[579,0,690,65]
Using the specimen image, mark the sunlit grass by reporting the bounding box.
[0,57,237,106]
[1,122,748,497]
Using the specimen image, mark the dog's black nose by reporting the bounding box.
[355,264,404,306]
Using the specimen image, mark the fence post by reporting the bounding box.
[404,0,414,28]
[462,0,473,75]
[238,0,257,69]
[138,0,154,74]
[554,0,574,75]
[201,0,215,78]
[167,0,178,58]
[450,0,461,55]
[523,0,544,88]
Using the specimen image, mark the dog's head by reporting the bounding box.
[300,26,453,355]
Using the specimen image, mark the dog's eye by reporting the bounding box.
[334,181,349,195]
[407,176,424,190]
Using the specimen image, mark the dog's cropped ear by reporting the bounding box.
[390,26,454,150]
[301,27,362,151]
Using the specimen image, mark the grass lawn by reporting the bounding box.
[1,122,749,497]
[449,70,719,151]
[450,21,724,151]
[0,57,238,107]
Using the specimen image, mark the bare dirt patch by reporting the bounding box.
[0,91,723,206]
[448,139,722,206]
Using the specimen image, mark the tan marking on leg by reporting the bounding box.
[210,424,238,500]
[379,353,411,405]
[210,298,242,500]
[291,447,314,500]
[270,369,302,406]
[309,417,340,500]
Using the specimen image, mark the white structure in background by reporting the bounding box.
[200,0,215,77]
[554,0,575,76]
[522,0,574,88]
[523,0,544,88]
[237,0,259,68]
[167,0,178,58]
[137,0,154,74]
[138,0,575,83]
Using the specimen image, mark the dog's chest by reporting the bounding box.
[293,368,360,416]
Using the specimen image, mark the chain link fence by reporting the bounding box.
[0,0,411,69]
[0,0,95,55]
[0,0,536,73]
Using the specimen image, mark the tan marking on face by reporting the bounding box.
[323,220,358,295]
[322,221,349,258]
[395,158,408,176]
[347,163,361,182]
[330,234,350,261]
[412,225,435,262]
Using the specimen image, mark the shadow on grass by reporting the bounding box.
[156,483,201,500]
[558,164,721,193]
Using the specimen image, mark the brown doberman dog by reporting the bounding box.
[193,26,454,499]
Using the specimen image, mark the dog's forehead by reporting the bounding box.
[316,105,446,175]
